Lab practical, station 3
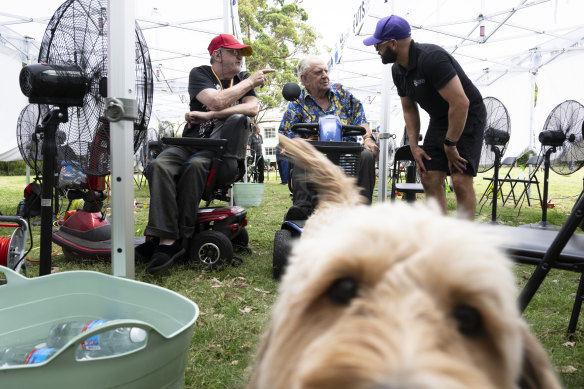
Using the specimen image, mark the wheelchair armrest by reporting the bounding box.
[162,136,228,150]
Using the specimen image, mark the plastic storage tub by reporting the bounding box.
[233,182,266,207]
[0,266,199,389]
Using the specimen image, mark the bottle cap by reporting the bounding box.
[129,328,147,343]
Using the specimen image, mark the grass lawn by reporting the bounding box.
[1,167,583,388]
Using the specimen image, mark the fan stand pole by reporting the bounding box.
[39,107,68,276]
[537,147,554,229]
[489,145,502,224]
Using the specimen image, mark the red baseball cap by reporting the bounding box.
[207,34,253,56]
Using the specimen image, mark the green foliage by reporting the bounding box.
[239,0,319,122]
[0,160,27,176]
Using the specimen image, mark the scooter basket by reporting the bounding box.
[0,266,198,389]
[310,141,363,177]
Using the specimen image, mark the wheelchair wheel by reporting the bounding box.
[273,229,292,280]
[191,230,233,270]
[232,228,251,254]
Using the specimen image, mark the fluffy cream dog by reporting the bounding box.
[247,135,562,389]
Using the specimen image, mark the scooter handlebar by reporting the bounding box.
[290,123,366,137]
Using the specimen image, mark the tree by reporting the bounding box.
[238,0,319,123]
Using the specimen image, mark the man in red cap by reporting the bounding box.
[364,15,486,220]
[136,33,273,273]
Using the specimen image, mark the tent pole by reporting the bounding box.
[378,66,392,202]
[109,0,136,279]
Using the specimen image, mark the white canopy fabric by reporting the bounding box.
[325,0,584,159]
[1,0,583,162]
[0,0,240,161]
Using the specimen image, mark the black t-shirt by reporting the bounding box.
[185,65,256,138]
[248,133,263,157]
[392,40,484,132]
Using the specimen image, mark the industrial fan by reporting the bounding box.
[477,96,511,223]
[16,104,49,175]
[535,100,584,228]
[19,0,153,262]
[16,103,71,218]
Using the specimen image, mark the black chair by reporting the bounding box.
[505,154,544,211]
[496,190,584,336]
[162,114,250,204]
[390,145,424,202]
[479,155,517,208]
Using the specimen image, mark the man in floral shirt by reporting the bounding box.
[279,56,379,218]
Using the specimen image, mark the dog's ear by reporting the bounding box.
[518,326,563,389]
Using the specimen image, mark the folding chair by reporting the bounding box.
[390,145,424,202]
[496,190,584,336]
[479,156,516,207]
[506,155,544,211]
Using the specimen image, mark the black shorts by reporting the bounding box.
[422,117,485,177]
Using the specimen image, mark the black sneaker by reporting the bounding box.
[135,237,159,262]
[147,241,185,273]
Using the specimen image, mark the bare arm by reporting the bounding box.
[401,96,421,148]
[359,123,379,158]
[437,75,470,173]
[185,95,258,124]
[196,69,274,111]
[437,75,469,143]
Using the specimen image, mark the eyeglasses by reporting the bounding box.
[220,48,243,56]
[374,40,395,51]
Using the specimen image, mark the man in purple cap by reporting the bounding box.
[364,15,486,220]
[135,34,274,273]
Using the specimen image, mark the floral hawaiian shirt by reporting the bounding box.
[278,83,367,142]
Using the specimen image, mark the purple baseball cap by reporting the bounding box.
[363,15,411,46]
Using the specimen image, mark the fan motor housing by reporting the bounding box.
[484,127,510,146]
[538,130,565,147]
[19,63,88,107]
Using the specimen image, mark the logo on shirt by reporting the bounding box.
[413,79,426,87]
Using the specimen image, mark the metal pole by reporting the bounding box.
[108,0,136,279]
[377,65,392,202]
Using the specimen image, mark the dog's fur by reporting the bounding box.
[246,135,562,389]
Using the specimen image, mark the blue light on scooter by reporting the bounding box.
[319,115,342,142]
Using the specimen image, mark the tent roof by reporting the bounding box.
[1,0,583,157]
[314,0,584,157]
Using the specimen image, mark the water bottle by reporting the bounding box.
[16,199,25,217]
[0,343,57,367]
[46,320,147,359]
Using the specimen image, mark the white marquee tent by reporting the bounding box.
[323,0,584,160]
[1,0,583,163]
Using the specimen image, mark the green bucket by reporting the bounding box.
[0,266,198,389]
[233,182,266,207]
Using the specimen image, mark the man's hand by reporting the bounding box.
[410,145,431,175]
[249,69,275,88]
[364,138,379,158]
[444,145,468,174]
[185,110,213,124]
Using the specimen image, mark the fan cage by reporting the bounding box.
[35,0,152,177]
[16,104,50,175]
[540,100,584,175]
[478,96,511,173]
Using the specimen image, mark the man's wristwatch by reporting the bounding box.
[444,137,458,147]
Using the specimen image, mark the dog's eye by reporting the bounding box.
[453,304,483,337]
[326,277,358,305]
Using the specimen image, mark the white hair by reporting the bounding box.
[297,56,327,84]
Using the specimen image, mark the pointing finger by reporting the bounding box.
[262,69,276,74]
